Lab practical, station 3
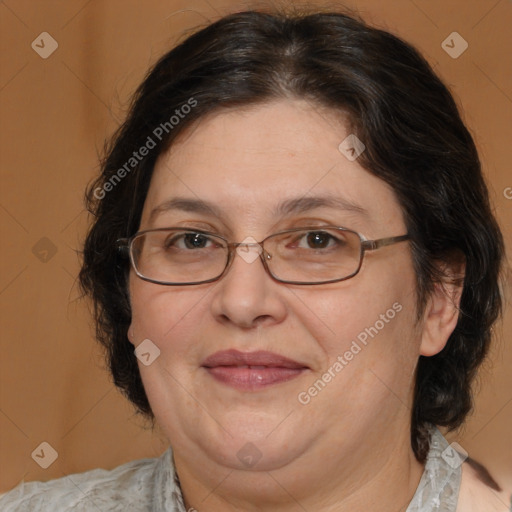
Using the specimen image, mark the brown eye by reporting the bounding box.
[291,231,343,250]
[164,232,213,250]
[305,231,333,249]
[182,233,210,249]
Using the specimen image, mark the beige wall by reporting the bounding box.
[1,0,511,494]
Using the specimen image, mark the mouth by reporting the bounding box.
[201,349,309,391]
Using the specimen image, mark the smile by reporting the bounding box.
[202,350,309,391]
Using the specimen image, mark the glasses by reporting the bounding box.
[116,226,409,286]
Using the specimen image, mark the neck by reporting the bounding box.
[174,422,425,512]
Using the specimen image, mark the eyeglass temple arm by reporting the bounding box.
[362,234,410,251]
[116,238,130,254]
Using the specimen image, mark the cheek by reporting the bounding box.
[302,292,419,412]
[128,276,210,362]
[128,280,210,425]
[295,281,412,350]
[299,267,420,387]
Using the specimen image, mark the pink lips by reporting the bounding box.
[202,349,308,391]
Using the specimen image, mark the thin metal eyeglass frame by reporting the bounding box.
[116,226,410,286]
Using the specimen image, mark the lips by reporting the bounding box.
[202,349,309,390]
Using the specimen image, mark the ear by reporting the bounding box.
[420,261,465,356]
[127,325,136,347]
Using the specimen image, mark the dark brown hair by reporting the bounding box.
[79,8,505,463]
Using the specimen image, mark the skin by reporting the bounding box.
[127,99,474,511]
[457,464,511,512]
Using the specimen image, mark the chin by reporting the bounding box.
[188,420,309,472]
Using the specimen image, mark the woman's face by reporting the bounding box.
[128,99,424,475]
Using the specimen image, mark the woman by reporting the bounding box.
[1,8,509,512]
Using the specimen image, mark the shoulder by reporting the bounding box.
[456,458,511,512]
[0,452,167,512]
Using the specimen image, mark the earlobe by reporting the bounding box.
[127,326,136,347]
[420,270,464,357]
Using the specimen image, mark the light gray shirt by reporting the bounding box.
[0,425,462,511]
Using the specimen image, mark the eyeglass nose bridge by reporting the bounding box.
[229,239,272,264]
[213,239,273,283]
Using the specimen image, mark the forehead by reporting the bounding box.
[141,100,405,236]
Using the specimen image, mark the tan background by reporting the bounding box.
[1,0,511,496]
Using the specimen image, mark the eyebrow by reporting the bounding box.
[149,195,369,223]
[276,196,368,217]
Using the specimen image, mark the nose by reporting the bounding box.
[209,241,287,329]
